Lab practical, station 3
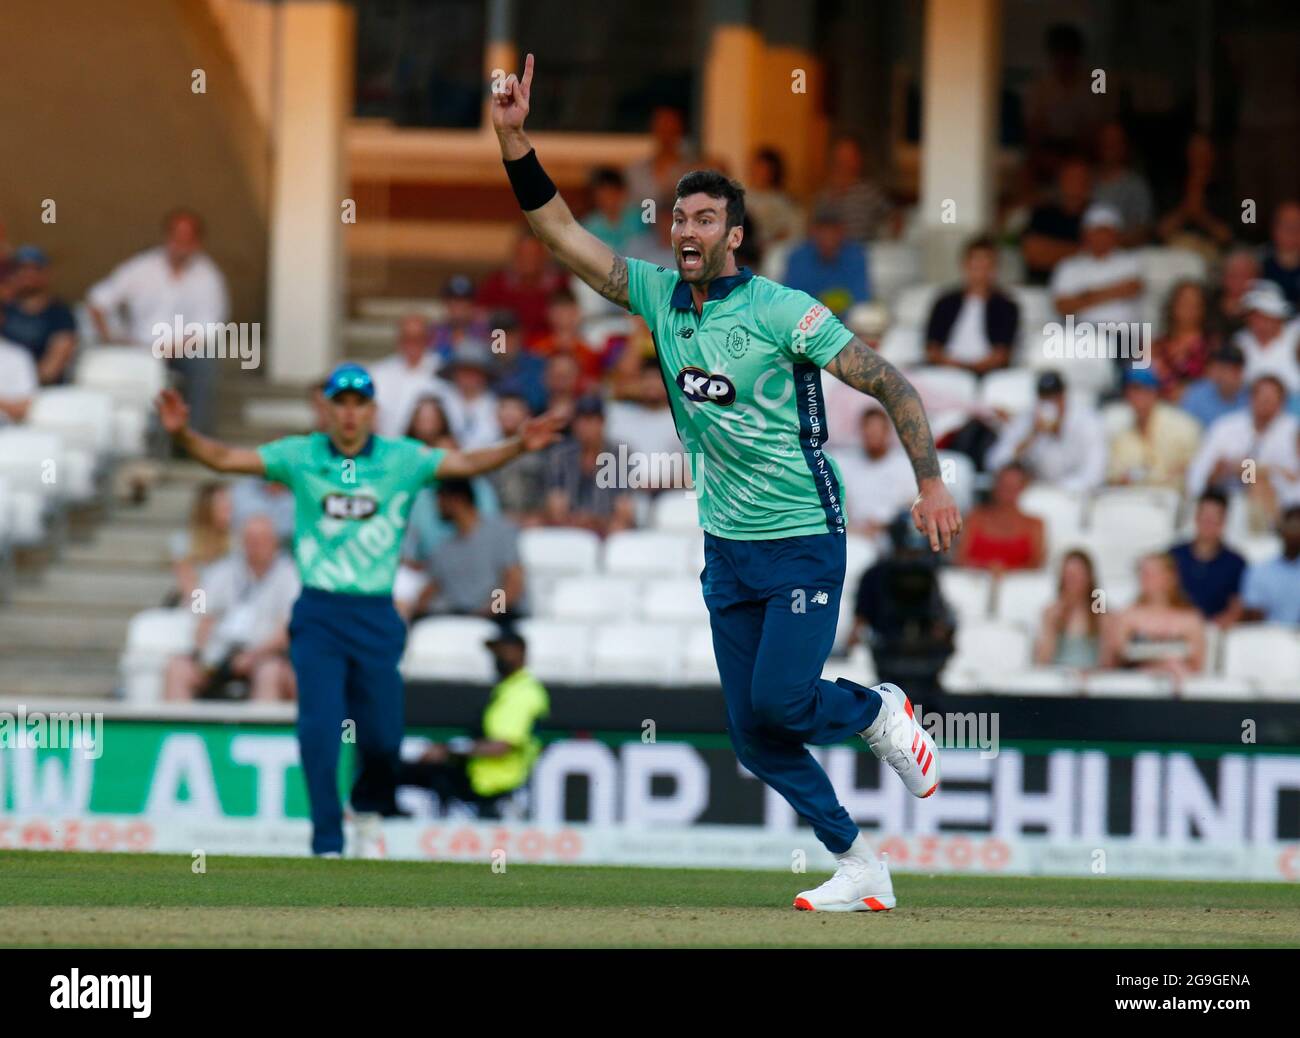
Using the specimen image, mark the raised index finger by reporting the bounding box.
[520,52,535,97]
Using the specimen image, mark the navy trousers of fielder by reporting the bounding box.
[702,531,883,854]
[288,588,407,855]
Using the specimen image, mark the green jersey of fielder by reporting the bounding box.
[494,53,962,913]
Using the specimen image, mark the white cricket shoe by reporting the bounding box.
[860,682,939,799]
[793,845,895,913]
[351,812,386,860]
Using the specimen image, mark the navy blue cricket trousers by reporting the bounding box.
[702,532,883,854]
[288,588,407,855]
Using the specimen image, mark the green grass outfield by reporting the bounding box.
[2,850,1298,948]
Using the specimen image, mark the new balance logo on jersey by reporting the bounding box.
[811,591,829,605]
[677,327,694,339]
[676,366,736,405]
[322,493,379,520]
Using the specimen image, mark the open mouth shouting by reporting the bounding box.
[679,243,704,273]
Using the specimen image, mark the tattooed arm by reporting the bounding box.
[492,54,630,310]
[825,336,962,551]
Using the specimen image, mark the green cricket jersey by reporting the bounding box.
[257,433,446,595]
[627,258,855,539]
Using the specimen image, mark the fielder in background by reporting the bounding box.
[156,363,563,856]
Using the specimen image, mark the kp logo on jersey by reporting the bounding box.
[322,493,379,520]
[676,366,736,405]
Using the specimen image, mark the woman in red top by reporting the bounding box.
[955,462,1046,571]
[1152,280,1217,400]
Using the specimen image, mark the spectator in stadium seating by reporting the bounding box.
[1185,375,1299,529]
[543,395,636,536]
[487,393,548,522]
[489,309,548,414]
[169,480,232,603]
[1232,281,1300,395]
[1212,249,1262,341]
[397,620,548,819]
[1261,201,1300,306]
[635,195,678,269]
[1022,157,1092,285]
[1107,368,1202,489]
[745,147,803,248]
[1151,280,1215,398]
[954,462,1046,572]
[823,304,891,448]
[605,315,658,401]
[1156,132,1235,256]
[1100,553,1207,680]
[230,477,294,545]
[436,341,502,450]
[836,409,918,544]
[396,478,524,621]
[1179,344,1249,427]
[405,394,454,448]
[581,166,649,255]
[1034,549,1102,668]
[1170,490,1247,628]
[1093,122,1154,246]
[0,333,37,425]
[431,275,490,361]
[924,235,1018,376]
[529,287,604,388]
[86,208,228,434]
[1050,203,1143,328]
[624,105,695,210]
[2,246,77,384]
[1024,24,1111,181]
[813,137,896,243]
[307,377,330,433]
[163,514,299,702]
[1240,506,1300,624]
[605,356,682,461]
[782,206,870,317]
[475,232,567,344]
[986,371,1107,493]
[370,313,443,438]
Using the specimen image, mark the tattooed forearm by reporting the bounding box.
[826,336,941,482]
[596,254,630,310]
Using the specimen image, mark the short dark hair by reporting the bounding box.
[964,234,998,257]
[675,170,746,232]
[753,147,786,188]
[436,479,476,506]
[588,166,625,192]
[1198,489,1229,513]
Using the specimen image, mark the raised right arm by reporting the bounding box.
[492,54,630,311]
[155,388,265,475]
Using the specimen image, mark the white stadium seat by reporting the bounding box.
[997,666,1083,696]
[550,575,641,622]
[1137,247,1207,302]
[516,619,593,683]
[401,616,498,681]
[0,428,70,506]
[994,569,1057,631]
[519,527,601,579]
[682,625,721,685]
[938,567,993,623]
[908,366,978,410]
[75,346,166,455]
[590,622,684,683]
[118,608,199,702]
[868,242,921,306]
[28,387,115,456]
[1019,485,1086,556]
[642,577,709,623]
[1083,670,1174,698]
[1221,625,1300,698]
[978,368,1037,417]
[943,619,1032,691]
[604,529,696,577]
[878,326,924,368]
[891,284,941,331]
[1180,676,1256,702]
[936,450,976,514]
[1235,534,1281,566]
[651,491,700,533]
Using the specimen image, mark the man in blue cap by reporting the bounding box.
[3,246,78,384]
[155,362,564,856]
[1107,365,1202,489]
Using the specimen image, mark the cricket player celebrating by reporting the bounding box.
[493,55,961,911]
[156,365,562,856]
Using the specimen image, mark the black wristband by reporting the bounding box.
[503,148,558,211]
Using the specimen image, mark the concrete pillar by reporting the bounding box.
[267,1,354,383]
[918,0,1002,281]
[482,0,516,135]
[700,0,762,176]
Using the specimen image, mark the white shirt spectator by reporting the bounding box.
[1185,409,1300,498]
[0,338,38,425]
[606,400,681,459]
[945,295,991,364]
[370,352,443,438]
[86,246,229,344]
[438,389,501,451]
[1233,323,1300,395]
[836,448,918,531]
[986,403,1108,493]
[1050,249,1143,326]
[199,552,300,668]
